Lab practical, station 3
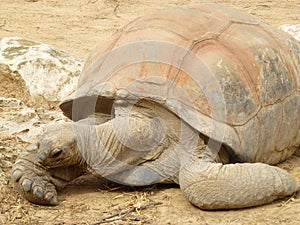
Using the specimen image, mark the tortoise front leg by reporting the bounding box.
[11,148,63,205]
[12,146,85,205]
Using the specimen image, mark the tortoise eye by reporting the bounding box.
[52,149,63,158]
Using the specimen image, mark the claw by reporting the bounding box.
[45,192,58,206]
[11,170,23,182]
[21,179,32,192]
[32,186,44,199]
[49,196,58,206]
[45,191,54,201]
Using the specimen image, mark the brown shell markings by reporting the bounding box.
[60,3,300,162]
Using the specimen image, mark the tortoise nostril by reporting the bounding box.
[52,149,63,158]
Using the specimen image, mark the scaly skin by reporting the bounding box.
[179,155,300,209]
[12,102,300,209]
[12,142,86,205]
[12,148,63,205]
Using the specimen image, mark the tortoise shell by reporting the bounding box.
[60,3,300,164]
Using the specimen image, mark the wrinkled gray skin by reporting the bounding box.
[12,101,300,210]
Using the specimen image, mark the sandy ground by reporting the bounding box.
[0,0,300,224]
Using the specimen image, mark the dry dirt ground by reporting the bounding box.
[0,0,300,224]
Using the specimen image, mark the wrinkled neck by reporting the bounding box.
[73,144,88,168]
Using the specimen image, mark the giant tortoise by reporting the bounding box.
[12,3,300,210]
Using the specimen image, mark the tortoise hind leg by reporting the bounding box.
[178,152,299,210]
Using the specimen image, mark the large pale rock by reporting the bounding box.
[0,37,83,102]
[279,24,300,41]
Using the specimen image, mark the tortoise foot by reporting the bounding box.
[11,151,61,205]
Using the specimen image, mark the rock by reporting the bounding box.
[0,96,65,142]
[0,37,83,102]
[279,24,300,41]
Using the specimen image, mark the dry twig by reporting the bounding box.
[90,201,162,225]
[277,193,296,208]
[113,4,121,18]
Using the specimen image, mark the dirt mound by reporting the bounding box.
[0,64,31,105]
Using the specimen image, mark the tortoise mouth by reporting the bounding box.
[59,95,114,121]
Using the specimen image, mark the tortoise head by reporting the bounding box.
[37,122,83,168]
